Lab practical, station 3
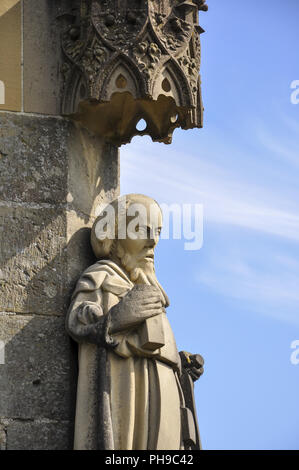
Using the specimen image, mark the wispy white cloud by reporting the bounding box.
[121,115,299,323]
[121,137,299,242]
[282,114,299,136]
[256,126,299,168]
[196,250,299,326]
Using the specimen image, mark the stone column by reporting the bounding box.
[0,1,119,450]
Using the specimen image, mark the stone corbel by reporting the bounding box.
[59,0,208,146]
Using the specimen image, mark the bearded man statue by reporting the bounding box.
[66,194,203,450]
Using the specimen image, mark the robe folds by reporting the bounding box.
[67,260,185,450]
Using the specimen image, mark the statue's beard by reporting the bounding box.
[115,244,169,307]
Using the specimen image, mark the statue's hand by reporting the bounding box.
[77,301,102,326]
[109,285,163,334]
[68,301,118,348]
[179,351,204,382]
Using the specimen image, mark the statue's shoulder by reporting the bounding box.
[82,260,115,278]
[73,260,131,297]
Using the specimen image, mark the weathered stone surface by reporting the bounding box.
[0,110,119,449]
[0,1,22,112]
[6,420,71,450]
[61,0,208,145]
[0,113,119,316]
[0,206,67,315]
[67,128,120,219]
[0,1,62,115]
[0,314,76,422]
[0,113,119,214]
[0,209,117,317]
[0,115,67,205]
[65,210,97,298]
[0,422,6,450]
[23,0,61,115]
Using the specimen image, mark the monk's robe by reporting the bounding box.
[67,260,185,450]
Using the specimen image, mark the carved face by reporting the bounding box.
[118,199,162,269]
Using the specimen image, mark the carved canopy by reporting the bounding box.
[59,0,208,146]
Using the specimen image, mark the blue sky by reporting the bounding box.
[121,0,299,450]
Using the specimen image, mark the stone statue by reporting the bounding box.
[66,194,204,450]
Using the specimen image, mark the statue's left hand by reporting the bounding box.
[67,301,118,348]
[179,351,204,382]
[77,301,102,325]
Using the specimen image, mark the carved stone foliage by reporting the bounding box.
[133,41,162,79]
[60,0,208,146]
[91,0,148,49]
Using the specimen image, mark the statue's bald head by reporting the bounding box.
[91,194,168,306]
[91,194,162,259]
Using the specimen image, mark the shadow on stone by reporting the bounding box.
[0,227,98,449]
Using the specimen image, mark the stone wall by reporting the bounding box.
[0,1,120,449]
[0,112,119,450]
